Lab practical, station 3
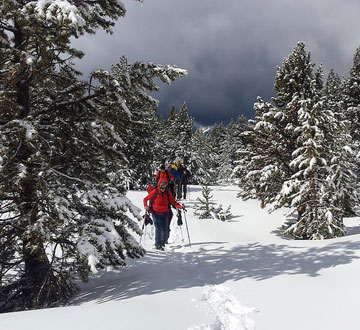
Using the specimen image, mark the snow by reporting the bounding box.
[13,119,35,140]
[26,55,35,65]
[189,285,256,330]
[2,185,360,330]
[23,0,84,28]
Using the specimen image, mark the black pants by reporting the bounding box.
[182,183,187,199]
[165,208,173,243]
[175,179,182,199]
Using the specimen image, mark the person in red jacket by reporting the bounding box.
[155,164,174,183]
[154,164,175,196]
[144,179,183,250]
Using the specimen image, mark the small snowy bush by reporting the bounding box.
[213,204,233,221]
[194,186,232,220]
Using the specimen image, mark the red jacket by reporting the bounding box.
[144,181,181,213]
[155,170,174,183]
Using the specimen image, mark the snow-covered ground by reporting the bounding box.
[2,185,360,330]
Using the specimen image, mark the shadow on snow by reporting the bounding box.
[70,239,360,305]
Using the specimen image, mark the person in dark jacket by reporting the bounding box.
[181,164,191,199]
[166,164,176,196]
[173,159,184,199]
[143,179,183,250]
[169,162,181,199]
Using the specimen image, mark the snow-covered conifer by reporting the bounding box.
[161,103,194,164]
[189,128,213,184]
[234,97,290,205]
[174,103,194,163]
[159,105,178,162]
[213,204,233,221]
[271,98,346,239]
[205,123,226,183]
[218,116,247,184]
[194,185,216,219]
[323,70,359,218]
[235,42,321,204]
[341,47,360,200]
[110,57,177,189]
[0,0,186,311]
[235,42,356,239]
[270,67,358,238]
[342,47,360,141]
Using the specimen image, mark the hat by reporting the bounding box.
[158,179,168,189]
[160,164,165,170]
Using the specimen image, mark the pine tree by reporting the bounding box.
[235,42,356,239]
[342,47,360,141]
[341,47,360,201]
[174,102,194,163]
[160,103,194,165]
[194,185,216,219]
[235,42,320,206]
[159,105,178,163]
[189,128,212,184]
[271,98,346,239]
[0,1,186,311]
[324,70,359,218]
[206,123,226,183]
[234,97,290,205]
[110,57,173,190]
[213,204,233,221]
[218,116,247,184]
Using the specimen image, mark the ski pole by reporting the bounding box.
[139,221,145,245]
[182,206,191,248]
[180,225,184,241]
[177,209,184,242]
[140,211,151,245]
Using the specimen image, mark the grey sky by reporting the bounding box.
[73,0,360,125]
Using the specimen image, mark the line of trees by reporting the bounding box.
[129,103,248,188]
[234,42,360,240]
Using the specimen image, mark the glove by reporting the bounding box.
[143,213,153,226]
[177,212,183,226]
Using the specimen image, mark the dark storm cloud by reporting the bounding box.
[73,0,360,125]
[154,46,277,125]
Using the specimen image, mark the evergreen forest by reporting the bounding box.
[2,1,360,313]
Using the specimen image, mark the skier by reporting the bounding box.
[166,164,176,197]
[143,179,183,250]
[175,159,184,199]
[153,164,175,234]
[169,162,181,199]
[181,164,191,199]
[155,163,174,185]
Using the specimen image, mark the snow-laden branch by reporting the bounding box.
[49,168,86,184]
[23,0,84,29]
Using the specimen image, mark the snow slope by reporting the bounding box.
[2,185,360,330]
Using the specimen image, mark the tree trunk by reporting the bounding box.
[14,21,31,118]
[12,22,52,309]
[22,233,52,308]
[19,156,52,308]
